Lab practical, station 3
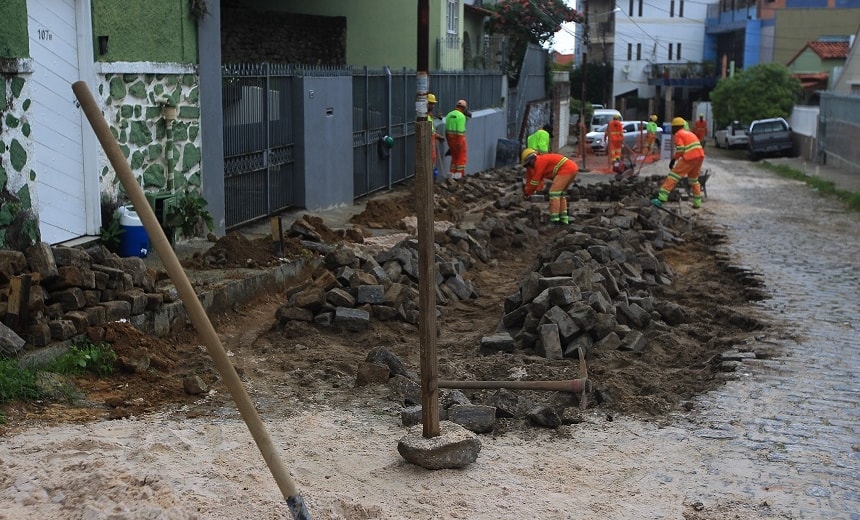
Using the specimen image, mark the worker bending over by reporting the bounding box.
[651,117,706,209]
[521,148,579,225]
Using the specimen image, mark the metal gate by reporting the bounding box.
[352,67,416,198]
[222,63,296,228]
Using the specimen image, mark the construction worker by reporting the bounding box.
[606,114,624,165]
[445,99,472,180]
[527,123,552,154]
[693,113,708,149]
[651,117,706,209]
[644,115,660,156]
[521,148,579,225]
[427,93,445,178]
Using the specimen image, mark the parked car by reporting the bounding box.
[714,121,748,149]
[747,117,795,161]
[585,121,661,155]
[589,108,622,132]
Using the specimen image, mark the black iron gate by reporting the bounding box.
[222,63,296,229]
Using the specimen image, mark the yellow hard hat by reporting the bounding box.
[650,114,658,122]
[613,114,622,120]
[521,148,537,165]
[427,93,437,104]
[698,113,704,118]
[671,117,686,127]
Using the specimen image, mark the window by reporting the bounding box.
[677,43,682,60]
[668,43,674,61]
[627,43,633,60]
[628,0,633,16]
[636,43,642,61]
[679,0,684,17]
[447,0,458,35]
[670,0,675,17]
[638,0,643,17]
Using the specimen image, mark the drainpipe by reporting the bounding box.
[162,102,177,192]
[385,65,392,189]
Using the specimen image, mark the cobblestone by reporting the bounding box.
[671,150,860,518]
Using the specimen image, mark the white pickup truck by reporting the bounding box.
[714,121,748,149]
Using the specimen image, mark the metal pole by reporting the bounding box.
[579,0,589,171]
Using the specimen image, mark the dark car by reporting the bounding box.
[747,117,795,161]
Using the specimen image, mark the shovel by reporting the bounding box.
[72,81,311,519]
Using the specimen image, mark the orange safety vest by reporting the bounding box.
[673,129,705,160]
[524,153,579,196]
[607,120,624,142]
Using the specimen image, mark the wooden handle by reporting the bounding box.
[71,81,310,518]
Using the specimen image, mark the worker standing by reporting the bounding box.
[644,115,660,156]
[527,123,552,154]
[427,93,445,178]
[445,99,471,180]
[521,148,579,225]
[606,114,624,165]
[693,113,708,149]
[651,117,706,209]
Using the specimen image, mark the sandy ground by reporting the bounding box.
[0,152,783,520]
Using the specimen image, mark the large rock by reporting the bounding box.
[397,421,481,470]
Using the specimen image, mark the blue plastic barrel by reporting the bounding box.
[118,207,150,258]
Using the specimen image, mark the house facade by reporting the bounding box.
[0,0,214,248]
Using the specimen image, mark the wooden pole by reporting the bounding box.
[71,81,311,519]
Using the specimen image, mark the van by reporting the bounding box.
[590,109,622,132]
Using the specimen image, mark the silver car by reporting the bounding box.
[585,121,662,155]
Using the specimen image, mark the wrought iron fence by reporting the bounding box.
[222,62,296,228]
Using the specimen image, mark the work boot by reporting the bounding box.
[650,198,663,208]
[560,216,570,225]
[692,201,702,209]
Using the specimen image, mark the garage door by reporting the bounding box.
[28,0,96,244]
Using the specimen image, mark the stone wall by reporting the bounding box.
[96,70,202,201]
[221,5,346,65]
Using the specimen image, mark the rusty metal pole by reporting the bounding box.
[416,0,440,438]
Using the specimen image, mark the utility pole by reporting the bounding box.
[578,0,589,171]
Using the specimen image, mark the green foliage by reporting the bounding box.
[0,340,118,407]
[166,187,215,239]
[759,161,860,212]
[0,356,40,402]
[46,340,117,377]
[99,196,124,253]
[710,63,801,128]
[486,0,581,84]
[569,61,614,108]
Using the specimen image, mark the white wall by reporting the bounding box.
[613,2,709,100]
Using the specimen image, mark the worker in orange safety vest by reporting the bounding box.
[606,114,624,164]
[651,117,706,209]
[521,148,579,225]
[693,113,708,149]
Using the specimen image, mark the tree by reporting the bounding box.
[485,0,581,84]
[710,63,802,128]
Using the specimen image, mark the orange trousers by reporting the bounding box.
[446,134,467,179]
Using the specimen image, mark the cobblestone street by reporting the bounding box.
[636,152,860,518]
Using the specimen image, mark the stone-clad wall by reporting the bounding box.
[221,6,346,65]
[96,70,202,200]
[0,72,39,251]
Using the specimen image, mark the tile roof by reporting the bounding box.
[806,41,849,60]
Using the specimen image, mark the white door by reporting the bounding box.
[28,0,98,244]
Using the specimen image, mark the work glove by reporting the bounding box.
[669,159,676,170]
[444,149,451,157]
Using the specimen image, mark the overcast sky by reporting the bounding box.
[548,0,578,55]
